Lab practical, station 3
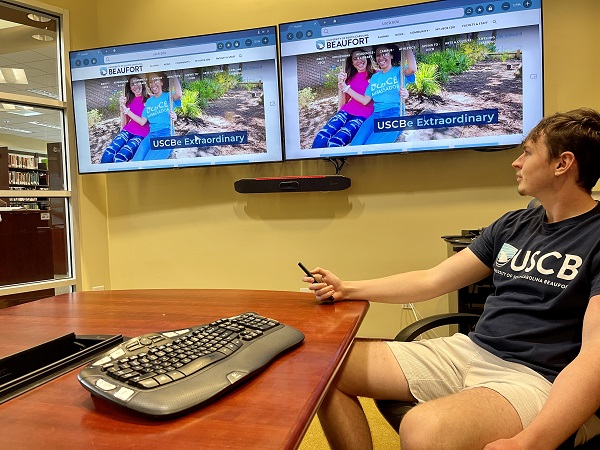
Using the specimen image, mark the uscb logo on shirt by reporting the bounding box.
[495,243,582,281]
[371,76,400,96]
[145,101,169,118]
[496,243,519,267]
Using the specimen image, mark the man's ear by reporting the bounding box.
[555,151,575,175]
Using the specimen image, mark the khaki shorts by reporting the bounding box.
[386,333,600,446]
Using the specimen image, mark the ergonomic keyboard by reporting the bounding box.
[78,312,304,417]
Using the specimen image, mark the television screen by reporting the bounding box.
[69,26,283,173]
[279,0,543,161]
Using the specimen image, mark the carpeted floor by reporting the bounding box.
[298,397,400,449]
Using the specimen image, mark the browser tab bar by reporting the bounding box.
[103,43,217,64]
[322,8,465,37]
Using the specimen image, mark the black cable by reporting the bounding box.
[324,157,348,175]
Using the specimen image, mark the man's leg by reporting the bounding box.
[319,336,525,450]
[318,340,416,450]
[400,388,522,450]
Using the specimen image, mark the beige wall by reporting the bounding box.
[47,0,600,338]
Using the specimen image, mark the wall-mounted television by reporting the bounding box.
[279,0,543,161]
[69,26,283,174]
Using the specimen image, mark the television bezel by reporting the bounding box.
[68,25,284,174]
[278,0,544,162]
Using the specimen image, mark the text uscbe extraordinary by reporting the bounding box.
[374,109,499,132]
[150,131,248,150]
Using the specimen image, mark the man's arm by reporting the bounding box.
[305,248,492,304]
[484,294,600,450]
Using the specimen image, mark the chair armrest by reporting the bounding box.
[394,313,480,342]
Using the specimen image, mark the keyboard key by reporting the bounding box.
[138,378,159,389]
[154,374,173,385]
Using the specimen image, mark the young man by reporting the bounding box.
[303,108,600,449]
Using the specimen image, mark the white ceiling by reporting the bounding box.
[0,7,62,148]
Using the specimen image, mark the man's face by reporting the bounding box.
[512,136,557,197]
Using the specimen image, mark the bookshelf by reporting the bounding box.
[0,147,58,305]
[0,147,49,210]
[0,146,68,285]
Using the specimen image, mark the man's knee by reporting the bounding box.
[399,403,446,450]
[335,341,413,401]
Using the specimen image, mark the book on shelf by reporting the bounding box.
[8,153,37,170]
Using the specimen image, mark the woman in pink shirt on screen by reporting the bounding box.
[312,48,375,148]
[100,75,150,163]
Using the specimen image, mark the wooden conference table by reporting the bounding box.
[0,289,369,449]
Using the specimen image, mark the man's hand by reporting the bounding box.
[302,267,342,302]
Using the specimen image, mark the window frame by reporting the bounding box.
[0,0,79,297]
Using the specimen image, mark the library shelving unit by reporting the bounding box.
[0,146,57,307]
[0,147,49,210]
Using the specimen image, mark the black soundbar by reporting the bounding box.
[234,175,351,193]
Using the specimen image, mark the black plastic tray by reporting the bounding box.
[0,333,123,403]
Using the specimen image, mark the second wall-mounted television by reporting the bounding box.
[70,26,283,174]
[279,0,543,161]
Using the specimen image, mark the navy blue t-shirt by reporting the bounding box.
[468,202,600,382]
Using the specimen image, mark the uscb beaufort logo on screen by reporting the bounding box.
[317,35,369,50]
[99,64,143,77]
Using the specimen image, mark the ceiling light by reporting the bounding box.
[26,88,59,99]
[0,104,41,116]
[0,68,28,84]
[27,14,52,23]
[32,33,54,42]
[29,121,60,129]
[8,110,42,117]
[0,19,19,30]
[0,125,32,134]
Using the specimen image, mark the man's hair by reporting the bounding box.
[525,107,600,192]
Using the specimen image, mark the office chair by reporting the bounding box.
[374,312,600,449]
